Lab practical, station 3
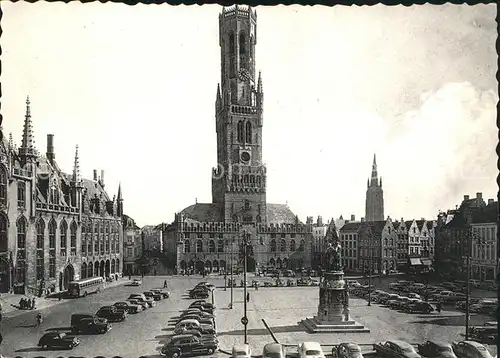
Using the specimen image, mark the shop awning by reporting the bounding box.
[421,259,432,266]
[410,258,423,266]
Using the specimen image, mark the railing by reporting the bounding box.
[36,202,79,213]
[231,105,257,115]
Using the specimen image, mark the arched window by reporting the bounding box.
[196,240,203,253]
[81,224,86,256]
[256,176,261,187]
[87,223,93,255]
[245,122,252,143]
[0,166,7,206]
[217,239,224,253]
[270,239,276,252]
[0,214,7,253]
[237,121,244,142]
[49,219,57,251]
[256,215,261,223]
[50,180,59,204]
[239,32,246,54]
[290,239,296,252]
[184,240,191,254]
[36,219,45,280]
[70,221,77,255]
[232,214,238,223]
[280,239,286,252]
[299,239,305,251]
[59,219,67,255]
[384,238,388,246]
[17,182,26,208]
[209,240,215,253]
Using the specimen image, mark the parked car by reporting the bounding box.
[173,330,218,344]
[452,341,493,358]
[180,310,215,320]
[232,343,252,358]
[160,334,218,357]
[195,282,215,289]
[418,341,457,358]
[128,293,155,307]
[96,306,127,322]
[298,342,326,358]
[407,293,422,300]
[332,343,363,358]
[455,298,481,311]
[130,278,142,286]
[404,301,434,314]
[373,340,421,358]
[469,279,481,288]
[144,291,163,301]
[70,313,111,334]
[469,326,498,344]
[114,301,142,314]
[127,298,148,310]
[174,319,215,335]
[178,315,214,326]
[190,301,215,310]
[263,343,286,358]
[470,300,497,315]
[151,289,170,298]
[38,332,80,349]
[190,289,210,299]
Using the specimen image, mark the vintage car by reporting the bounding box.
[373,340,421,358]
[38,332,80,349]
[189,288,210,299]
[96,306,128,322]
[452,341,493,358]
[151,289,170,298]
[178,315,214,326]
[263,343,286,358]
[144,291,163,301]
[174,319,215,335]
[173,330,218,344]
[469,326,498,344]
[189,301,215,310]
[129,293,155,308]
[404,301,434,314]
[332,343,363,358]
[233,343,252,358]
[418,341,457,358]
[181,310,215,319]
[130,278,142,286]
[127,298,148,310]
[298,341,326,358]
[70,313,110,334]
[160,334,218,357]
[113,301,142,314]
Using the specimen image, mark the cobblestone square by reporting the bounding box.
[213,285,497,357]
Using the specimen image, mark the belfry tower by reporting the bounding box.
[365,154,384,222]
[212,6,266,225]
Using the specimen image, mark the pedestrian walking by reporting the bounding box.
[58,292,62,301]
[246,292,250,302]
[31,297,36,310]
[163,280,168,288]
[436,301,442,313]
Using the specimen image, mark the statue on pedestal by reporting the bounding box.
[325,241,342,272]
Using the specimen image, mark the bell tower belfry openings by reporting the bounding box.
[212,5,266,225]
[365,154,384,222]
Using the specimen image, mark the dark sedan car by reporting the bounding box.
[177,315,214,326]
[114,301,142,314]
[160,334,218,357]
[180,310,215,320]
[373,340,421,358]
[418,341,458,358]
[189,301,215,310]
[96,306,128,322]
[144,291,163,301]
[152,289,170,298]
[189,290,210,299]
[172,330,219,344]
[404,302,434,314]
[38,332,80,350]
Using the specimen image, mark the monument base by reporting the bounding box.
[300,316,370,333]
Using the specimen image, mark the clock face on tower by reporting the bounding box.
[240,151,251,163]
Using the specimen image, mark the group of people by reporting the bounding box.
[18,297,36,310]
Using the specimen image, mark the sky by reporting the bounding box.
[1,2,498,227]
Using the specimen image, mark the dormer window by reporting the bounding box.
[50,180,59,204]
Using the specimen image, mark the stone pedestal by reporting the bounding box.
[300,271,369,333]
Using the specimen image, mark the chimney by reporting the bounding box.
[401,217,404,223]
[421,217,425,221]
[351,214,355,221]
[361,217,365,222]
[46,134,55,162]
[488,199,494,205]
[100,170,105,187]
[93,170,98,181]
[476,192,482,200]
[464,195,470,201]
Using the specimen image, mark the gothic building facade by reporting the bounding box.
[0,97,123,294]
[365,154,384,222]
[163,5,313,274]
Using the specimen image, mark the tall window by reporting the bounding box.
[239,32,246,70]
[50,180,59,204]
[105,223,110,254]
[299,239,305,251]
[87,223,93,255]
[59,219,67,256]
[17,182,26,208]
[245,122,252,143]
[0,214,7,253]
[81,224,87,256]
[94,222,99,254]
[16,217,27,283]
[209,240,215,253]
[237,121,244,142]
[184,240,191,253]
[270,239,276,252]
[229,33,235,77]
[0,167,7,206]
[280,239,286,252]
[196,240,203,253]
[70,221,77,255]
[217,239,224,253]
[36,219,45,280]
[100,222,105,256]
[290,239,296,252]
[48,219,56,279]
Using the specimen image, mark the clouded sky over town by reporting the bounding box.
[2,3,497,227]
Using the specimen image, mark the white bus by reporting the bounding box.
[68,277,104,298]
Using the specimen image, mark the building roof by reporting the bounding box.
[405,220,414,228]
[340,222,363,232]
[365,220,387,234]
[393,221,401,230]
[416,220,425,230]
[472,201,498,224]
[267,203,300,224]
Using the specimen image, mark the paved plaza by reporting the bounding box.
[0,275,495,358]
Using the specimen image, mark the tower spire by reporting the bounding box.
[8,133,14,152]
[117,182,123,217]
[72,145,81,183]
[370,153,379,186]
[19,96,37,159]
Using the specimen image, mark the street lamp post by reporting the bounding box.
[230,238,234,309]
[242,230,250,344]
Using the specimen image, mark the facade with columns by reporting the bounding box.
[0,97,123,294]
[162,5,313,275]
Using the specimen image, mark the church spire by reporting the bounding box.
[72,145,81,183]
[117,182,123,217]
[19,96,37,160]
[370,153,379,186]
[8,133,14,152]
